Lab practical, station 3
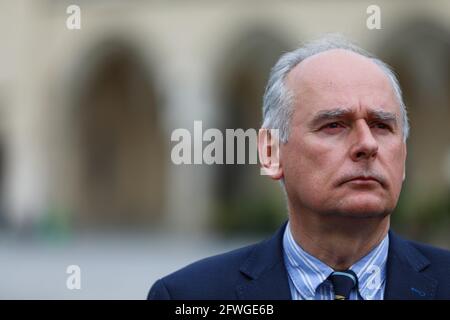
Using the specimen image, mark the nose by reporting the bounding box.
[350,120,379,162]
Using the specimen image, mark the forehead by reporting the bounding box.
[286,49,399,115]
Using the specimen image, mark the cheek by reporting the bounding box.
[282,136,337,185]
[384,144,406,191]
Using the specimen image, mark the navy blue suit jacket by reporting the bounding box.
[148,222,450,300]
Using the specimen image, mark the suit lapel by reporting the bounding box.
[384,231,438,300]
[235,224,439,300]
[236,221,292,300]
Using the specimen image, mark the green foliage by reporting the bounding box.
[392,190,450,243]
[36,205,73,243]
[214,194,286,237]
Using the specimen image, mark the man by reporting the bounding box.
[148,35,450,300]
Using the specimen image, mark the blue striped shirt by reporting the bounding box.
[283,221,388,300]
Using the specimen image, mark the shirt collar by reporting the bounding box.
[283,220,389,300]
[350,232,389,300]
[283,221,334,299]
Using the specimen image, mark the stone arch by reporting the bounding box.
[68,37,166,229]
[214,27,293,234]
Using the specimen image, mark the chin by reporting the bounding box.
[334,196,392,218]
[338,207,390,218]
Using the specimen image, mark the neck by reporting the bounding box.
[288,207,390,271]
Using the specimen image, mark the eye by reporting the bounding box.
[323,122,344,129]
[327,122,340,128]
[319,122,345,134]
[373,122,391,130]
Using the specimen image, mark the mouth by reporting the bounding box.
[349,176,379,182]
[344,176,382,186]
[339,175,385,187]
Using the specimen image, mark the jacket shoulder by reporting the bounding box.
[402,238,450,298]
[407,239,450,268]
[148,241,259,300]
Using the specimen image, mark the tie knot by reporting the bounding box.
[328,270,358,300]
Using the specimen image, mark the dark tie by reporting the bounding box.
[328,270,358,300]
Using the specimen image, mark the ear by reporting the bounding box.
[258,128,283,179]
[402,143,407,181]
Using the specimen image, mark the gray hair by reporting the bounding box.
[262,34,409,143]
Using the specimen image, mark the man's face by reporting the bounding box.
[280,49,407,218]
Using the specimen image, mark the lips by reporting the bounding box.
[345,176,381,187]
[336,172,386,188]
[348,176,379,182]
[336,173,385,187]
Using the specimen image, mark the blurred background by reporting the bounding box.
[0,0,449,299]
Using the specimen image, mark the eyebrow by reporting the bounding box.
[308,107,398,128]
